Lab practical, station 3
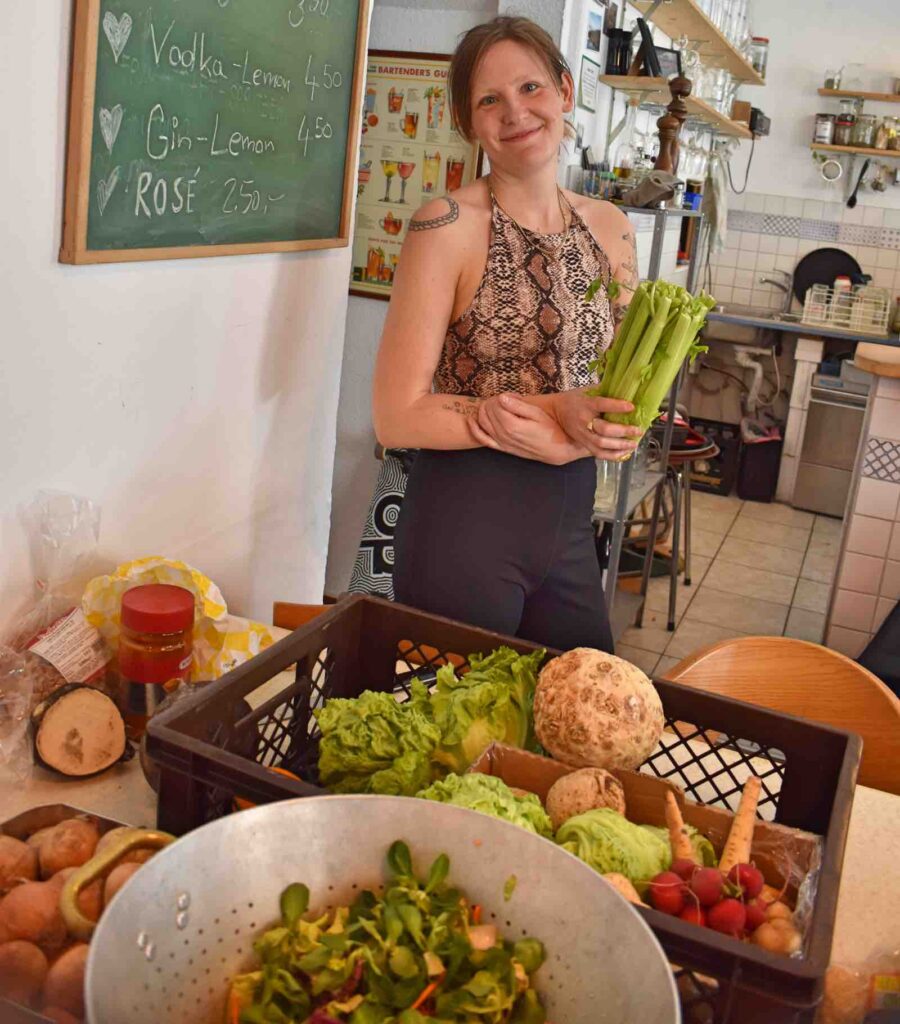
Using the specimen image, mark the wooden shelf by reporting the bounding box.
[631,0,765,85]
[809,143,900,160]
[818,88,900,104]
[599,75,753,139]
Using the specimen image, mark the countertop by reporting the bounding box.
[3,758,897,969]
[705,308,900,346]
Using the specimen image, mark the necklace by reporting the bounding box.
[488,176,571,259]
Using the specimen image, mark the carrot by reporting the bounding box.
[471,904,482,925]
[226,987,243,1024]
[718,775,761,874]
[602,872,648,907]
[664,791,696,863]
[411,979,440,1011]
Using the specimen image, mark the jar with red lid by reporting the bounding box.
[118,583,194,739]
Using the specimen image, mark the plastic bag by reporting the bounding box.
[4,492,112,706]
[818,949,900,1023]
[0,647,34,779]
[83,556,281,681]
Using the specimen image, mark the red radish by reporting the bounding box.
[670,858,697,882]
[689,867,725,907]
[707,898,747,936]
[648,872,686,915]
[679,905,707,927]
[728,863,764,900]
[744,897,768,933]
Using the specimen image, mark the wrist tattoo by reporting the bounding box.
[441,396,479,418]
[408,197,459,232]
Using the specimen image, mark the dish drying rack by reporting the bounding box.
[802,283,890,336]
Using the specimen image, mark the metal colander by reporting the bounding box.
[85,795,680,1024]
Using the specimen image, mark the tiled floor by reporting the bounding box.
[616,491,841,677]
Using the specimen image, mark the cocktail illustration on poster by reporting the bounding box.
[425,86,446,129]
[351,51,481,299]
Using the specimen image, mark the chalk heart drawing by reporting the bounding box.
[99,105,124,154]
[97,166,121,216]
[102,11,132,63]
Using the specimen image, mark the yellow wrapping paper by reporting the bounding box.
[82,556,280,681]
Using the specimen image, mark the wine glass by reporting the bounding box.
[380,159,398,202]
[396,161,416,203]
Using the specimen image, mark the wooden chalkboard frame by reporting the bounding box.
[59,0,370,264]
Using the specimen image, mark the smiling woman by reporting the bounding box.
[371,16,642,653]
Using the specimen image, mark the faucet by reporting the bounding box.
[759,269,794,314]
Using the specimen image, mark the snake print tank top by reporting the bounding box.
[433,191,615,398]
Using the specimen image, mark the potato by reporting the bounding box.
[42,1008,82,1024]
[103,862,142,907]
[0,880,67,952]
[751,918,802,955]
[94,827,154,866]
[0,939,49,1004]
[546,768,627,831]
[41,1007,81,1024]
[51,868,103,923]
[0,835,39,893]
[39,819,99,879]
[26,826,56,851]
[42,942,88,1017]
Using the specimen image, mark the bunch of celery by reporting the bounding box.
[586,279,715,430]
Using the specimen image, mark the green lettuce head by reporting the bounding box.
[431,647,545,774]
[315,679,440,796]
[418,772,554,838]
[556,808,671,890]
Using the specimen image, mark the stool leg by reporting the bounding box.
[683,462,693,587]
[668,467,682,632]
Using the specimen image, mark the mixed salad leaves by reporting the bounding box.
[228,841,547,1024]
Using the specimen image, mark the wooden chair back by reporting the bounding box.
[665,636,900,795]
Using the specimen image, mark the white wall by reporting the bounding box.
[0,5,367,632]
[729,0,900,204]
[324,0,499,597]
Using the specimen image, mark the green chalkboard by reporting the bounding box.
[61,0,368,262]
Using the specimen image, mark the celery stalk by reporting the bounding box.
[585,277,716,430]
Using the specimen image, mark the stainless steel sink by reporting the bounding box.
[712,304,802,323]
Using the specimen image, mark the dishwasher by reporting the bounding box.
[792,373,870,517]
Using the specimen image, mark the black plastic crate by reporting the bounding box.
[147,594,861,1024]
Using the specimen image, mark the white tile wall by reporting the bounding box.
[712,191,900,306]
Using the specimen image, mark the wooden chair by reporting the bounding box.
[272,602,328,630]
[665,636,900,795]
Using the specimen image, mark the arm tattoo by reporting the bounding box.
[441,396,479,418]
[408,197,460,232]
[613,232,639,327]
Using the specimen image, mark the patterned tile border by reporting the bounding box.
[727,209,900,251]
[862,437,900,483]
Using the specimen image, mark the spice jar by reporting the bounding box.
[748,37,769,79]
[118,584,194,740]
[814,113,835,145]
[834,113,856,147]
[874,118,890,150]
[851,114,877,148]
[889,117,900,152]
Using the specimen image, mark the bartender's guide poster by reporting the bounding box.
[351,51,480,299]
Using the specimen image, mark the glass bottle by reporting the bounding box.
[612,99,640,181]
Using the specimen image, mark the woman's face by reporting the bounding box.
[468,40,574,173]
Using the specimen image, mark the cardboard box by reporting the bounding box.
[468,744,821,896]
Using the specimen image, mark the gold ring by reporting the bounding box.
[586,419,595,432]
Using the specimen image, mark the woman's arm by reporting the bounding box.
[372,197,485,451]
